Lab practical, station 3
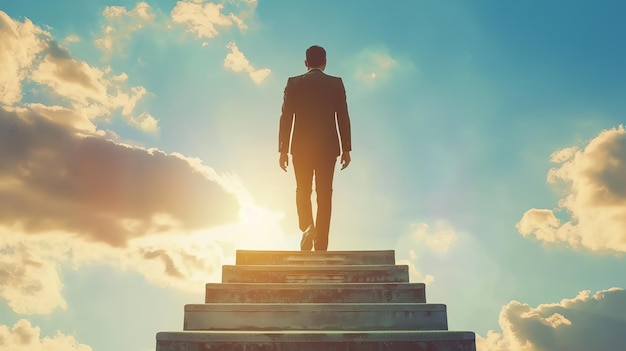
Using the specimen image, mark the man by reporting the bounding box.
[278,45,352,251]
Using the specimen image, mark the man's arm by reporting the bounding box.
[279,78,294,171]
[336,78,351,170]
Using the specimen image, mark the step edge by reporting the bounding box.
[205,282,425,288]
[184,303,447,311]
[157,330,475,342]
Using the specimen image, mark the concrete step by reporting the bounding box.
[236,250,395,266]
[205,282,426,303]
[222,265,409,283]
[157,330,476,351]
[183,303,447,331]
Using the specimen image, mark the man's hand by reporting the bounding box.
[279,152,289,172]
[340,151,351,170]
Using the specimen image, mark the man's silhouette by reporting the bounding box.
[278,45,352,251]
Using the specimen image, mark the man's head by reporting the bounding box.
[305,45,326,71]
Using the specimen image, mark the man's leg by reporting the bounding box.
[292,155,314,232]
[313,156,337,251]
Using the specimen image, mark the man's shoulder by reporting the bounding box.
[321,73,344,86]
[324,73,342,80]
[317,72,343,81]
[288,74,304,82]
[289,71,343,82]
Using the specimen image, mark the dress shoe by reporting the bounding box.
[300,224,316,251]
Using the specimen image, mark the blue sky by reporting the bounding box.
[1,1,626,350]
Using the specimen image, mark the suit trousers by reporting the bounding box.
[292,154,337,251]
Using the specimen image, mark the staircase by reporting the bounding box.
[156,250,476,350]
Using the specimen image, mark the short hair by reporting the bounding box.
[306,45,326,67]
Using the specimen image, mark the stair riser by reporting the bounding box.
[236,250,396,266]
[157,340,475,351]
[205,285,426,303]
[157,330,475,342]
[222,266,409,283]
[184,310,447,331]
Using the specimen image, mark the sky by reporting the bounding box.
[1,0,626,350]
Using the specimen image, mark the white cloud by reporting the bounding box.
[171,0,252,39]
[477,288,626,351]
[0,243,66,315]
[517,126,626,252]
[31,42,108,104]
[224,41,271,84]
[223,42,251,72]
[393,220,460,285]
[64,35,80,44]
[94,2,155,54]
[249,67,272,84]
[0,11,50,105]
[549,146,579,163]
[0,319,92,351]
[411,221,458,254]
[128,111,159,132]
[396,258,434,285]
[353,47,413,84]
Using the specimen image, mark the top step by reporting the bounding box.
[236,250,396,266]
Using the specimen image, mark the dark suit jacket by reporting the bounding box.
[279,69,351,158]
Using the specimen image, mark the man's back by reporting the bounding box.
[279,69,350,158]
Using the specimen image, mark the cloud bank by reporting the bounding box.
[1,107,239,247]
[0,105,287,314]
[477,288,626,351]
[517,126,626,253]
